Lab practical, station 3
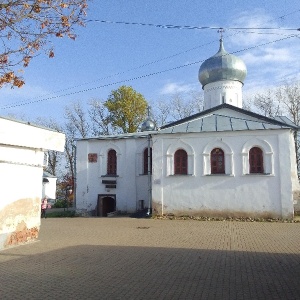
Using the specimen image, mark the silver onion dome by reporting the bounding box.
[141,106,156,132]
[141,117,156,132]
[198,39,247,88]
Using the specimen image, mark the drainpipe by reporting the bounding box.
[73,144,77,209]
[147,134,152,216]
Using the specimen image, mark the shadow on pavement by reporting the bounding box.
[0,244,299,299]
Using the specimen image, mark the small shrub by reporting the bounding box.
[46,211,77,218]
[52,199,64,208]
[53,199,69,208]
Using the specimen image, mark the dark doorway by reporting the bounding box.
[97,195,116,217]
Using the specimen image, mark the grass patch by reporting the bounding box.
[45,211,78,218]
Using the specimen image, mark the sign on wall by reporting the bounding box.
[88,153,98,163]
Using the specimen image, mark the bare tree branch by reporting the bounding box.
[88,99,113,136]
[253,89,282,117]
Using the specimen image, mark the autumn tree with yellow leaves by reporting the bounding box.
[104,85,148,133]
[0,0,88,88]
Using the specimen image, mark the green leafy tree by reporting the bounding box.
[104,85,148,133]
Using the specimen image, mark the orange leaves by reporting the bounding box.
[23,56,32,67]
[0,72,25,88]
[41,20,49,29]
[60,3,69,9]
[23,3,31,9]
[56,32,64,38]
[0,55,8,65]
[68,33,76,40]
[61,16,70,27]
[4,72,14,81]
[13,76,25,88]
[0,0,89,89]
[27,42,40,51]
[33,4,41,14]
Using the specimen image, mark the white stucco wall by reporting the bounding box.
[76,127,297,219]
[152,129,296,219]
[76,137,149,215]
[0,118,65,151]
[42,176,57,199]
[0,117,65,250]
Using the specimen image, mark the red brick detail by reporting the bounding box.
[6,227,39,246]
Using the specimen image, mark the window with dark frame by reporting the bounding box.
[143,148,152,174]
[174,149,188,175]
[107,149,117,175]
[249,147,264,173]
[211,148,225,174]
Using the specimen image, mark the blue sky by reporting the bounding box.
[1,0,300,122]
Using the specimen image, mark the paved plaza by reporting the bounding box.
[0,217,299,300]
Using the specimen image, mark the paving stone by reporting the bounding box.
[0,218,299,299]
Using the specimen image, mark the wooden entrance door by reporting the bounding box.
[97,195,116,217]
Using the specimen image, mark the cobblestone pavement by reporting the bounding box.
[0,218,299,300]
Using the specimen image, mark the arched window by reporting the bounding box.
[211,148,225,174]
[143,147,152,174]
[174,149,188,175]
[249,147,264,173]
[107,149,117,175]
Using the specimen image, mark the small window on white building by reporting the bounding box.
[107,149,117,175]
[174,149,188,175]
[211,148,225,174]
[203,140,233,176]
[249,147,264,174]
[166,141,195,176]
[241,139,273,175]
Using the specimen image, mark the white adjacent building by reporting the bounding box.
[0,118,65,250]
[76,39,299,219]
[42,171,58,200]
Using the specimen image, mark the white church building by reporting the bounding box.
[76,39,299,219]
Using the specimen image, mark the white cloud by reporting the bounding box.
[224,9,300,91]
[241,46,291,65]
[159,81,197,95]
[0,84,53,109]
[228,9,281,46]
